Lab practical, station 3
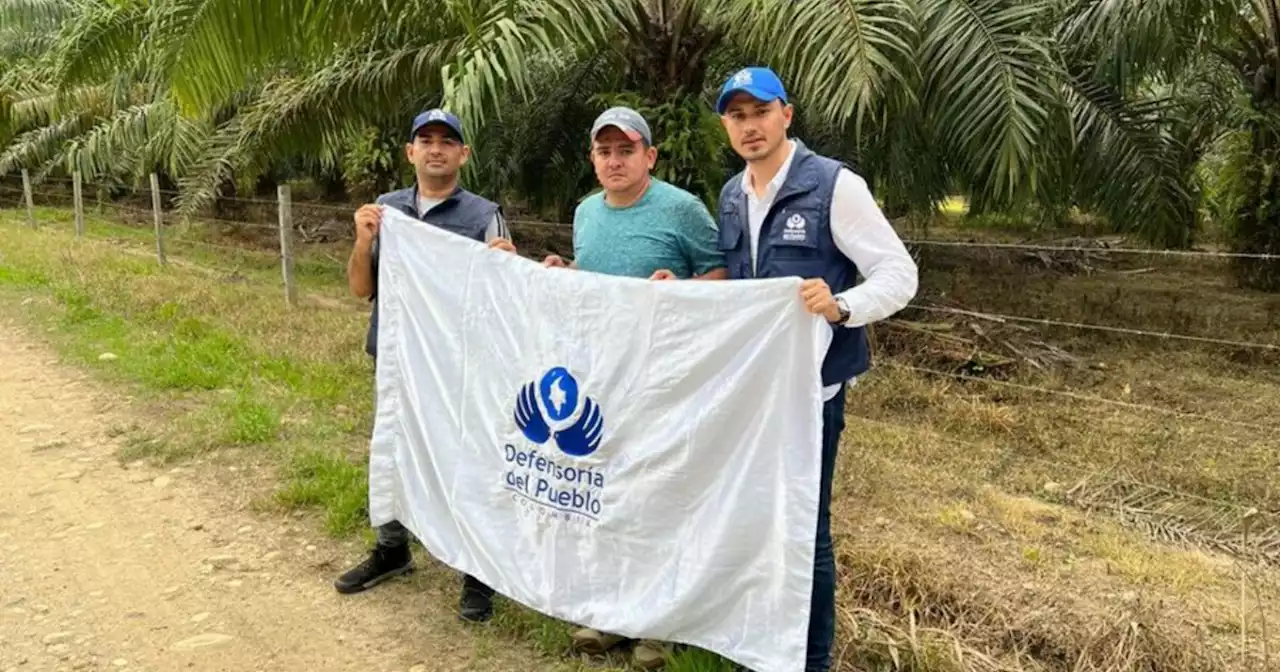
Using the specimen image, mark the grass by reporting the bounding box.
[2,204,1279,672]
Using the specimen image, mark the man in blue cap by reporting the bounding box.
[337,107,517,623]
[714,67,919,671]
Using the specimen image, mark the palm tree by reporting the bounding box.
[4,0,1277,287]
[0,0,208,192]
[1217,0,1280,289]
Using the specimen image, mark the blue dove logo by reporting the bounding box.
[514,367,604,457]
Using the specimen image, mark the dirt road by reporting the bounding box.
[0,321,542,672]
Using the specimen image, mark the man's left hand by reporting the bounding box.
[800,278,842,323]
[649,269,677,281]
[488,238,517,254]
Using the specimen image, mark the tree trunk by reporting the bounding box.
[1232,120,1280,291]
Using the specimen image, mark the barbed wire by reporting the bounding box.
[4,194,1279,354]
[163,237,283,256]
[508,218,573,230]
[5,177,1280,261]
[891,362,1280,433]
[908,304,1280,351]
[900,238,1280,261]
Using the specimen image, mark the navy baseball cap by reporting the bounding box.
[409,108,464,142]
[716,66,789,114]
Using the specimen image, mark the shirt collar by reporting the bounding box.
[742,139,798,201]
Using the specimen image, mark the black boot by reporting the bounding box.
[458,574,494,622]
[333,544,413,594]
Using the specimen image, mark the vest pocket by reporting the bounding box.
[765,234,824,279]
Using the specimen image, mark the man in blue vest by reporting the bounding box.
[713,67,919,672]
[336,108,517,624]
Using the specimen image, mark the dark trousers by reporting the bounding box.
[806,385,846,671]
[376,519,494,597]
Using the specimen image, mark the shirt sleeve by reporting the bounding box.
[368,234,380,302]
[483,210,510,243]
[571,206,584,260]
[829,169,919,327]
[677,197,727,276]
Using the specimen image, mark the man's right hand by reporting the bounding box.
[354,205,382,246]
[543,255,568,268]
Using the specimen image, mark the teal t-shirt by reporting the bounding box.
[572,179,726,279]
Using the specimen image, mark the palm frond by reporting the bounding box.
[7,83,112,127]
[0,29,56,61]
[45,0,150,88]
[919,0,1058,202]
[174,44,455,214]
[168,0,405,114]
[1059,72,1198,246]
[441,0,630,135]
[0,0,73,31]
[60,100,178,179]
[1055,0,1236,87]
[728,0,916,137]
[0,113,87,174]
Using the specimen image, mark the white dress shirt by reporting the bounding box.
[744,140,919,401]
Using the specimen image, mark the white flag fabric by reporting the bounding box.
[368,208,831,672]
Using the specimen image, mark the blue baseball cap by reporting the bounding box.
[716,66,789,114]
[409,108,464,142]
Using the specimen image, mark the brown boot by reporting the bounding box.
[570,627,627,655]
[632,640,670,669]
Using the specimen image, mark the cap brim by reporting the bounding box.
[715,86,780,114]
[592,123,643,143]
[411,121,463,141]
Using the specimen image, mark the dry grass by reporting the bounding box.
[3,206,1279,671]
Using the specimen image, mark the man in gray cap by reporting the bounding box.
[542,106,726,669]
[543,106,726,283]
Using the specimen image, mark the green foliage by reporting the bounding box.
[276,449,369,536]
[340,125,408,203]
[218,390,281,445]
[663,647,740,672]
[2,0,1280,270]
[1229,117,1280,291]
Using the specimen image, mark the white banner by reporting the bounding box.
[368,208,830,672]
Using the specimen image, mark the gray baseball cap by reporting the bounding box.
[590,106,652,145]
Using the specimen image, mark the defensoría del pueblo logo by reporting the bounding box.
[505,366,606,521]
[514,366,603,457]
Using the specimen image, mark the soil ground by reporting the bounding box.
[0,321,551,672]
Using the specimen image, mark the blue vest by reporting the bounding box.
[716,141,870,384]
[365,186,500,358]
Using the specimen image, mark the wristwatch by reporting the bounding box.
[831,296,850,325]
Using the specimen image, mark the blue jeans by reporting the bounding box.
[806,385,846,671]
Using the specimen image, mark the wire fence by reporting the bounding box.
[3,169,1279,524]
[907,304,1280,352]
[3,169,1277,352]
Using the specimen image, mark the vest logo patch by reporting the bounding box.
[782,213,807,242]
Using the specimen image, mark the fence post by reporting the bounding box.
[149,173,167,265]
[277,184,298,307]
[21,169,35,228]
[73,171,84,237]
